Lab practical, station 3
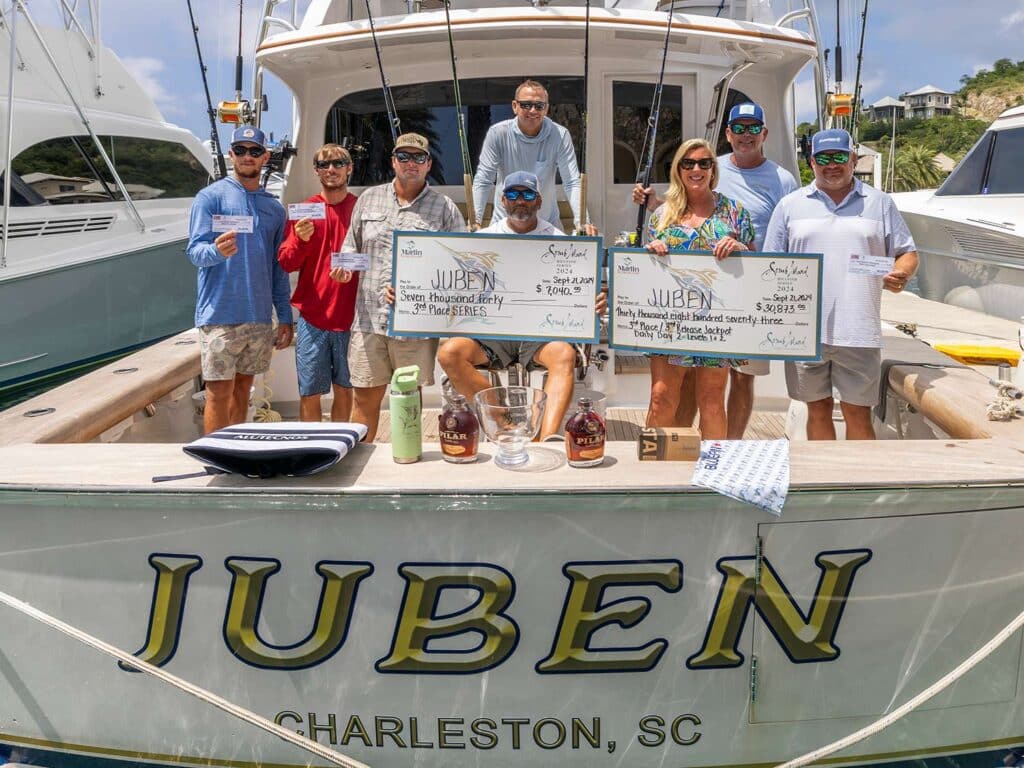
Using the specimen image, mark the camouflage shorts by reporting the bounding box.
[199,323,275,380]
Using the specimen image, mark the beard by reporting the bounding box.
[234,164,261,180]
[507,206,533,222]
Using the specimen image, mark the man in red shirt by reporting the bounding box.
[278,144,359,421]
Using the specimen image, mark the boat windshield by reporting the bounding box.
[935,126,1024,196]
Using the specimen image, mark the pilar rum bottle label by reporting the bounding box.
[565,397,605,468]
[439,393,479,463]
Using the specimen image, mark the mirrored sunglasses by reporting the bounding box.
[315,158,351,169]
[515,100,547,112]
[504,188,538,201]
[393,151,430,164]
[231,144,265,158]
[729,122,764,135]
[814,151,850,166]
[679,158,715,171]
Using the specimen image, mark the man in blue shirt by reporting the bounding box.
[187,125,293,433]
[764,129,917,440]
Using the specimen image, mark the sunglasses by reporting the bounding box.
[504,188,538,202]
[679,158,715,171]
[515,100,547,112]
[814,151,850,166]
[315,158,351,169]
[231,144,266,158]
[729,122,764,135]
[393,151,430,164]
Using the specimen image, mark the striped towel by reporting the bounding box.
[183,422,368,478]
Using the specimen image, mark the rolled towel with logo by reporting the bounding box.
[183,422,368,478]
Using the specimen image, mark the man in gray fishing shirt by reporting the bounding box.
[472,80,585,231]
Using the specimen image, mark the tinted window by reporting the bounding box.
[983,127,1024,195]
[935,132,992,197]
[11,135,208,204]
[325,77,584,187]
[612,81,682,184]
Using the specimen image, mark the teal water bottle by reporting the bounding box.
[389,365,421,464]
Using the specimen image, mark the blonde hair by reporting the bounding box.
[315,143,352,164]
[660,138,718,228]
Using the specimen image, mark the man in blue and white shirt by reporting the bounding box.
[764,129,918,440]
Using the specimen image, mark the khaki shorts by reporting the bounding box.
[738,359,771,376]
[785,344,881,407]
[199,323,275,381]
[348,331,438,388]
[478,339,547,370]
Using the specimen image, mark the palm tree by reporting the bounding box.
[892,144,945,192]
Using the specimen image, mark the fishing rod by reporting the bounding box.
[577,0,590,234]
[851,0,869,141]
[634,0,676,243]
[443,0,475,228]
[186,0,227,179]
[365,0,400,146]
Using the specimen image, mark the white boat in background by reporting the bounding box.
[0,4,212,395]
[892,105,1024,322]
[4,3,1024,768]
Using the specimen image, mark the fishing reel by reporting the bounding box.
[339,137,370,162]
[261,139,298,188]
[216,99,255,127]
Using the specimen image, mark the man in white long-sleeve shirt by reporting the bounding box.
[472,80,584,231]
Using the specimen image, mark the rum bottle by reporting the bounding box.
[439,392,479,463]
[565,397,605,468]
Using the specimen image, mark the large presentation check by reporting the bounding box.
[608,249,823,360]
[389,232,601,343]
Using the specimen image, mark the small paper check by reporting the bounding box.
[287,203,327,221]
[331,252,370,271]
[848,253,894,277]
[211,215,254,234]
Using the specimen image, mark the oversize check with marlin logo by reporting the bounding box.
[608,249,823,360]
[389,232,602,343]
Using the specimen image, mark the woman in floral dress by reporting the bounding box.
[643,138,755,438]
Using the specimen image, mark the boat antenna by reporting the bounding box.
[851,0,869,142]
[442,0,475,228]
[634,0,676,243]
[577,0,590,234]
[186,0,228,179]
[365,0,400,146]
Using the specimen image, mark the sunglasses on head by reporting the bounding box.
[515,100,547,112]
[729,122,764,135]
[814,151,850,166]
[679,158,715,171]
[393,150,430,164]
[231,144,265,158]
[315,158,350,169]
[504,188,538,202]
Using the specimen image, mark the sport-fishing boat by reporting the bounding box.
[3,2,1024,768]
[892,105,1024,322]
[0,4,212,396]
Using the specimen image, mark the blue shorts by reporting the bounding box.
[295,315,352,397]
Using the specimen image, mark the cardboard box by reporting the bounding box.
[638,427,701,461]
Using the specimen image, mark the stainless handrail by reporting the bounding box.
[777,0,826,130]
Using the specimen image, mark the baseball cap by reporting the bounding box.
[728,102,765,124]
[502,171,540,194]
[394,133,430,153]
[230,125,267,148]
[811,128,855,155]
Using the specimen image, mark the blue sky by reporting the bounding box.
[53,0,1024,145]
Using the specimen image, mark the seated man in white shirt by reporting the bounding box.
[438,172,603,440]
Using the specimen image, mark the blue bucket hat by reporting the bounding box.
[231,125,267,148]
[811,128,855,155]
[502,171,540,194]
[728,102,765,123]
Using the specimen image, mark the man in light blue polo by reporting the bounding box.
[187,125,293,434]
[764,128,918,440]
[472,80,584,231]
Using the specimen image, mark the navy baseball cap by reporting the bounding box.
[502,171,540,193]
[728,102,765,123]
[811,128,855,155]
[231,125,267,148]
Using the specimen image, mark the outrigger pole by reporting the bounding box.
[577,0,590,234]
[365,0,400,145]
[442,0,476,228]
[186,0,227,179]
[633,0,676,244]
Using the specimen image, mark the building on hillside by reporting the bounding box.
[901,85,956,119]
[868,96,906,122]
